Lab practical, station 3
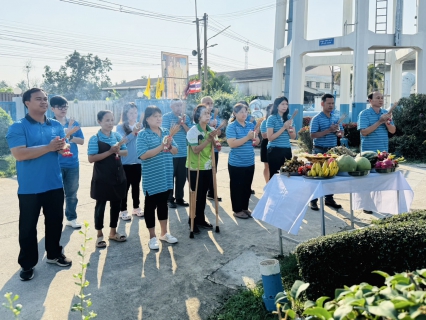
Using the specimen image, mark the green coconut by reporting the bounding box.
[355,156,372,171]
[336,155,357,172]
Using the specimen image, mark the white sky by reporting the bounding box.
[0,0,417,87]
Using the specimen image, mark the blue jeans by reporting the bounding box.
[61,167,79,221]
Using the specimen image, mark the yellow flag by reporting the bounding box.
[160,77,165,92]
[143,76,151,99]
[155,77,161,99]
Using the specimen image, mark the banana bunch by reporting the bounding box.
[307,160,339,177]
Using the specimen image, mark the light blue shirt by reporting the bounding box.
[6,114,65,194]
[357,107,393,152]
[226,121,255,167]
[310,112,343,148]
[116,124,141,165]
[87,130,127,155]
[136,127,178,196]
[266,114,292,149]
[162,112,193,158]
[260,119,267,134]
[54,118,84,169]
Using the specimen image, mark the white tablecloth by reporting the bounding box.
[252,171,414,235]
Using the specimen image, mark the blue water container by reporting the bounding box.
[259,259,284,311]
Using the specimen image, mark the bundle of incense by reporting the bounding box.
[55,136,72,158]
[252,118,264,146]
[337,113,347,125]
[65,125,80,140]
[288,109,298,133]
[386,100,399,124]
[162,124,180,152]
[114,137,127,159]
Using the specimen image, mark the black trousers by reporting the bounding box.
[267,147,292,179]
[188,170,212,224]
[144,190,170,229]
[94,200,121,230]
[121,164,142,211]
[207,152,219,197]
[228,164,255,213]
[169,157,187,202]
[17,188,64,269]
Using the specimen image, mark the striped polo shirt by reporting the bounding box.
[266,114,292,149]
[162,112,193,158]
[260,119,267,134]
[310,112,343,148]
[115,124,141,165]
[136,127,177,196]
[87,130,127,155]
[357,107,393,152]
[226,120,255,167]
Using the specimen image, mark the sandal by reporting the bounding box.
[109,233,127,242]
[243,210,253,218]
[96,236,107,248]
[233,211,249,219]
[132,208,144,217]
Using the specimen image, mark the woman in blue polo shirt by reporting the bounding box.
[266,96,296,179]
[260,104,272,182]
[88,110,128,248]
[226,103,260,219]
[137,106,178,250]
[116,102,143,221]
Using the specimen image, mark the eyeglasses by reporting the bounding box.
[55,105,68,110]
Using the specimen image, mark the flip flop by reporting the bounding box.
[96,236,107,248]
[243,210,253,218]
[233,211,249,219]
[109,233,127,242]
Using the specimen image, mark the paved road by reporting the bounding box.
[0,126,425,320]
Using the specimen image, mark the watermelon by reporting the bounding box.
[355,157,371,171]
[336,155,357,172]
[359,151,378,167]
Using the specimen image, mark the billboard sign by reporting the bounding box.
[161,52,189,99]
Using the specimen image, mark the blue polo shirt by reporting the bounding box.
[260,119,267,134]
[54,118,84,168]
[136,127,178,196]
[246,114,257,126]
[210,112,222,153]
[87,130,127,155]
[116,124,141,165]
[357,107,393,152]
[6,114,65,194]
[226,120,255,167]
[266,114,292,148]
[310,112,343,148]
[162,112,193,158]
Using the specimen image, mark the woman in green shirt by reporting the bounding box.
[186,104,218,234]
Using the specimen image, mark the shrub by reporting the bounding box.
[303,117,312,127]
[389,94,426,161]
[342,122,360,148]
[0,107,13,158]
[295,210,426,299]
[297,126,313,153]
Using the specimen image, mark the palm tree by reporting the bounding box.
[367,64,384,93]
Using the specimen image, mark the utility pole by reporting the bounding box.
[204,13,208,90]
[194,0,202,82]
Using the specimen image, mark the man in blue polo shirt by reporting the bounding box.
[309,93,343,211]
[6,88,72,281]
[50,95,84,229]
[162,99,192,208]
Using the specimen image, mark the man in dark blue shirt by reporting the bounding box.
[6,88,72,281]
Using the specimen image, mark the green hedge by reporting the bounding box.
[295,210,426,299]
[0,107,13,157]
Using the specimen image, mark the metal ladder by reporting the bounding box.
[373,0,388,96]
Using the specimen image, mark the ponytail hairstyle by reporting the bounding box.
[97,110,113,123]
[271,96,289,121]
[120,102,138,135]
[193,104,207,124]
[229,103,248,123]
[142,105,162,129]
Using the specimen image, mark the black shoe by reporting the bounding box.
[168,201,177,208]
[188,224,200,234]
[176,199,189,207]
[20,267,34,281]
[310,202,319,211]
[207,195,222,202]
[47,254,72,267]
[325,200,342,209]
[363,210,373,214]
[251,189,255,194]
[197,221,213,229]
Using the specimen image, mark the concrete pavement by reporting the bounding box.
[0,126,425,320]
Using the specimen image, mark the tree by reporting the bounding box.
[0,80,10,89]
[190,67,234,95]
[16,80,28,93]
[42,51,112,100]
[367,64,384,93]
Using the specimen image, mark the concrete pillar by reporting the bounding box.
[343,0,354,35]
[271,0,287,99]
[390,61,402,102]
[416,0,426,94]
[352,0,369,122]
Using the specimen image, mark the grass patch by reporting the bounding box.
[0,155,16,178]
[208,253,300,320]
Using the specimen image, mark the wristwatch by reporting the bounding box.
[69,134,74,141]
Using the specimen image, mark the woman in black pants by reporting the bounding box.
[266,96,296,179]
[260,104,273,182]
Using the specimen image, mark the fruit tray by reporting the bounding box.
[347,170,370,177]
[279,171,301,176]
[303,175,335,180]
[375,167,396,173]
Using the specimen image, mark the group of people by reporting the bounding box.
[6,87,395,282]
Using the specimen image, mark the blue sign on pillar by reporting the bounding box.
[319,38,335,46]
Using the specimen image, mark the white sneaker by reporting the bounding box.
[120,210,131,221]
[148,237,159,250]
[132,208,144,217]
[159,233,178,244]
[66,219,82,229]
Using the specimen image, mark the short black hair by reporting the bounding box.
[321,93,334,102]
[271,96,289,121]
[97,110,113,122]
[50,95,68,107]
[237,100,249,107]
[22,88,46,108]
[142,105,162,128]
